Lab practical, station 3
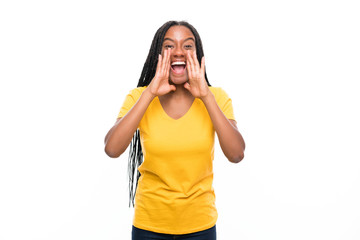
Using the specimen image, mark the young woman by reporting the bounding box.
[104,20,245,240]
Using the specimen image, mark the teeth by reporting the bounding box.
[171,61,186,66]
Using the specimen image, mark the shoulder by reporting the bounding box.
[209,86,231,100]
[209,86,236,121]
[128,86,147,95]
[126,86,148,99]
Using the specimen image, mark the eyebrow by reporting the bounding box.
[163,37,195,43]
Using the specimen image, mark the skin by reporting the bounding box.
[104,25,245,163]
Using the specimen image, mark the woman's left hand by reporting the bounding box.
[184,51,210,99]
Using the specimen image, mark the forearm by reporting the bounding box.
[201,92,245,163]
[104,88,155,158]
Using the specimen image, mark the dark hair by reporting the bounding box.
[128,20,211,208]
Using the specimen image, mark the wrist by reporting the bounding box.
[143,87,156,102]
[200,90,214,104]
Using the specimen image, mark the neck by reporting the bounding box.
[173,83,188,94]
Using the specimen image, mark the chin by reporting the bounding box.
[169,73,189,85]
[170,78,188,85]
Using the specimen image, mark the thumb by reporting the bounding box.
[184,82,190,90]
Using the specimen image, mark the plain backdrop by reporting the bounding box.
[1,0,359,239]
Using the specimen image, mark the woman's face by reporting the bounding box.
[161,26,196,85]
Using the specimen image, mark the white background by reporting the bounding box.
[1,0,359,239]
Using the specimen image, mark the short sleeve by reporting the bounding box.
[117,87,146,119]
[214,87,236,122]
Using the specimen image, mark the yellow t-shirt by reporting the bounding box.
[117,86,236,234]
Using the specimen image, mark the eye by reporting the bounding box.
[184,45,193,49]
[164,45,174,49]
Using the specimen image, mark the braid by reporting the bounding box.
[127,129,142,207]
[128,20,211,208]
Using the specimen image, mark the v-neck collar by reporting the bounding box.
[157,97,197,121]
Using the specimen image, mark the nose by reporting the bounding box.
[173,45,185,58]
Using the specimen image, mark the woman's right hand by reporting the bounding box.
[147,48,176,97]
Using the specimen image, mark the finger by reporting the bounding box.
[184,81,190,90]
[190,50,199,75]
[193,50,200,72]
[200,56,205,76]
[161,48,168,74]
[187,50,195,69]
[156,54,162,76]
[161,50,166,71]
[188,51,196,75]
[165,48,171,76]
[186,51,193,79]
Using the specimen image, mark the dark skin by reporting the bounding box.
[157,26,196,119]
[105,26,245,162]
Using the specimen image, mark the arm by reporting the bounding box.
[201,92,245,163]
[104,48,175,158]
[184,50,245,163]
[104,88,155,158]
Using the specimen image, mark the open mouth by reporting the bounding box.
[171,61,186,75]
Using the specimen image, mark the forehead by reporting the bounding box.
[163,26,195,41]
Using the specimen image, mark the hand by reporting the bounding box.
[147,48,176,97]
[183,50,210,99]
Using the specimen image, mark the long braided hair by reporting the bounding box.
[128,20,212,208]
